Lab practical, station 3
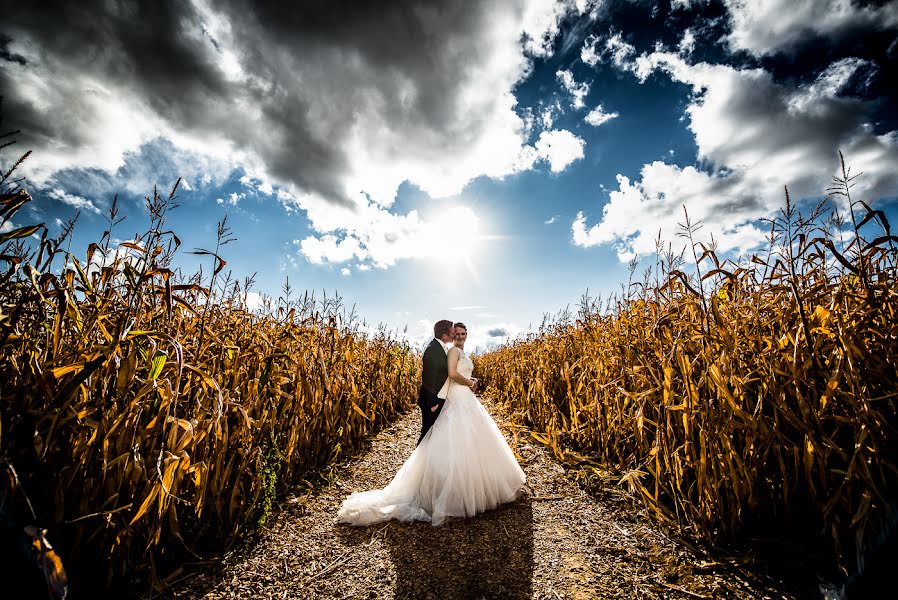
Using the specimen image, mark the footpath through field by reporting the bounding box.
[170,398,801,599]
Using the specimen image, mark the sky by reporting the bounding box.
[2,0,898,351]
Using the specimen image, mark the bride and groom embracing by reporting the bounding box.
[337,320,526,526]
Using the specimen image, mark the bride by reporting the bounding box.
[336,322,526,526]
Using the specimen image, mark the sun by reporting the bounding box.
[427,205,483,279]
[446,205,481,249]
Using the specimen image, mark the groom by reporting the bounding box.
[417,319,454,445]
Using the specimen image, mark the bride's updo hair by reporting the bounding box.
[434,319,454,337]
[453,322,466,332]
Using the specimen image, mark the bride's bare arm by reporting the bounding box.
[447,348,475,387]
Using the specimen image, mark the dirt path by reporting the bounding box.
[169,398,804,599]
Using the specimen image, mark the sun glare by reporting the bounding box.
[427,206,483,280]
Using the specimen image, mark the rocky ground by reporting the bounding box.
[165,397,829,599]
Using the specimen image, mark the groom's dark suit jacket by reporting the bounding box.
[418,339,448,410]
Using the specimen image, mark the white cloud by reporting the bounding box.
[723,0,898,56]
[576,44,898,261]
[572,164,769,260]
[85,238,146,276]
[521,0,579,57]
[47,188,101,214]
[296,202,482,269]
[470,321,524,353]
[581,34,602,66]
[244,291,263,311]
[678,28,696,56]
[539,98,566,129]
[216,191,245,206]
[299,234,364,265]
[545,215,558,224]
[340,267,351,276]
[238,173,275,197]
[802,57,876,100]
[576,0,603,14]
[584,104,619,126]
[603,33,638,70]
[404,318,439,349]
[533,129,586,173]
[556,69,590,109]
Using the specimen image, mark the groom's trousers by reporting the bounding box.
[417,391,444,445]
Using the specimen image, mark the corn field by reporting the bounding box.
[0,157,419,591]
[477,160,898,578]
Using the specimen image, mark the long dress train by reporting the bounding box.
[336,350,525,526]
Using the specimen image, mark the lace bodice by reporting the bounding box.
[452,348,474,378]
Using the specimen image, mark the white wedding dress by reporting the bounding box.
[336,349,526,526]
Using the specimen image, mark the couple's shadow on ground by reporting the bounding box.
[338,496,534,599]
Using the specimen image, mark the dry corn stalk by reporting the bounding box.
[1,181,419,593]
[477,181,898,578]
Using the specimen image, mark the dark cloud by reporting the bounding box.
[719,0,898,57]
[3,2,227,143]
[1,0,555,211]
[0,35,26,65]
[487,327,508,337]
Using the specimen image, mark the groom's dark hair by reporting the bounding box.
[434,320,454,338]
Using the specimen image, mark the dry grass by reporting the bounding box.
[0,147,418,593]
[477,157,898,580]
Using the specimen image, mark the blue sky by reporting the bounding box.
[3,0,897,351]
